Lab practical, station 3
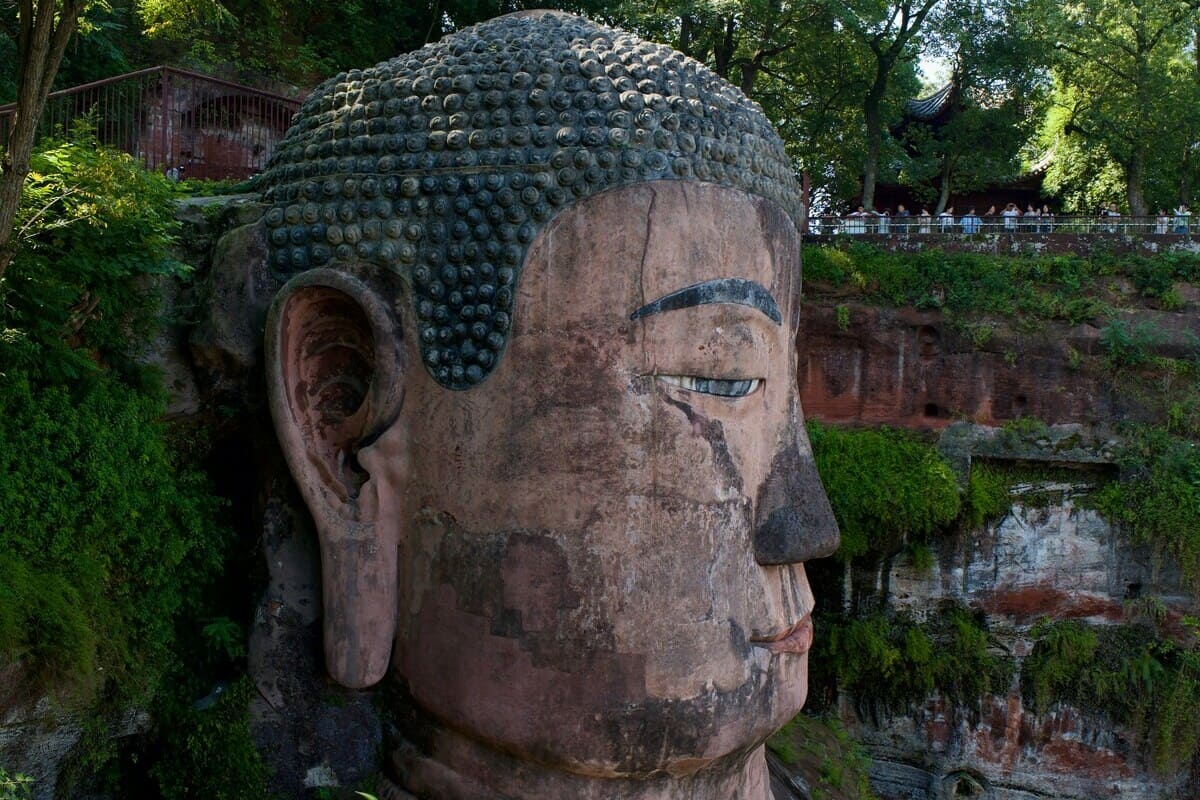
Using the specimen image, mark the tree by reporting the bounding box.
[0,0,91,282]
[618,1,881,207]
[900,0,1046,211]
[1030,0,1200,215]
[827,0,945,209]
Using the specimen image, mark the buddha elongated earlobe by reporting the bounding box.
[265,268,405,688]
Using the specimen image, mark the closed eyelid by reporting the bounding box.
[631,278,781,324]
[656,374,763,398]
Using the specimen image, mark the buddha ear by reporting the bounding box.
[265,269,405,524]
[265,269,406,688]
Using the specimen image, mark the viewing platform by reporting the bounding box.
[805,214,1200,256]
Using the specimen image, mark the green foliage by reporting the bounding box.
[768,714,877,800]
[0,134,183,383]
[808,421,961,560]
[0,371,228,697]
[1022,619,1200,774]
[1099,319,1165,369]
[835,304,851,331]
[0,137,223,699]
[149,677,269,799]
[1094,427,1200,593]
[0,132,260,793]
[802,244,1111,325]
[0,768,33,800]
[804,244,866,288]
[1026,0,1200,214]
[812,602,1012,716]
[964,463,1011,527]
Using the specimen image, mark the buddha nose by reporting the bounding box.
[753,424,840,565]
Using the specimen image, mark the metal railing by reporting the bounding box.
[809,214,1199,237]
[0,66,302,181]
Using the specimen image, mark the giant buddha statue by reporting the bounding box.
[257,11,839,798]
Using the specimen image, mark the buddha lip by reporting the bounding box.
[750,614,814,655]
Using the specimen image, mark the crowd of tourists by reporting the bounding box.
[823,202,1196,235]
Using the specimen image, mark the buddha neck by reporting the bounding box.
[381,708,774,800]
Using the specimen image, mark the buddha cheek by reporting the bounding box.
[396,526,654,770]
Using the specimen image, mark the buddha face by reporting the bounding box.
[268,180,837,779]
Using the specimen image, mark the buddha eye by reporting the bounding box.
[657,375,762,398]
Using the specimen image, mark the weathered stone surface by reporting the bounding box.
[849,694,1188,800]
[0,698,147,800]
[798,303,1200,429]
[247,478,382,797]
[845,449,1197,800]
[188,217,278,403]
[267,179,831,799]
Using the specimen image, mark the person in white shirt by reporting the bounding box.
[1001,202,1020,231]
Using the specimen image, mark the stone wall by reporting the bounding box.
[798,302,1200,429]
[807,426,1199,798]
[804,232,1200,259]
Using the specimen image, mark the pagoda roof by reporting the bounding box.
[904,82,955,122]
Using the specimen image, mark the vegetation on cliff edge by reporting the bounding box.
[0,137,265,795]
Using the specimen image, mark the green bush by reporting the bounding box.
[808,421,961,559]
[1094,427,1200,592]
[964,463,1012,527]
[799,243,1200,326]
[1022,619,1200,774]
[802,243,1113,323]
[812,602,1012,716]
[1099,319,1164,369]
[149,677,269,800]
[768,714,877,800]
[0,767,33,800]
[0,134,183,383]
[0,136,260,792]
[0,371,227,697]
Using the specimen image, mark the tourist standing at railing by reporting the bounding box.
[961,206,982,234]
[896,203,910,233]
[1041,204,1054,233]
[1102,202,1120,233]
[1002,202,1020,230]
[1174,204,1191,234]
[1024,203,1039,230]
[877,207,890,234]
[919,207,932,233]
[1156,208,1170,234]
[846,205,867,234]
[938,206,955,232]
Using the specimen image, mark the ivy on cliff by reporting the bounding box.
[0,372,229,696]
[802,242,1200,323]
[1094,426,1200,593]
[1023,619,1200,775]
[808,602,1013,718]
[0,138,265,794]
[807,421,961,559]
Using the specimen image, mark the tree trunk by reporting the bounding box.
[1181,146,1192,207]
[935,154,953,214]
[1127,147,1148,217]
[0,0,86,283]
[860,76,887,211]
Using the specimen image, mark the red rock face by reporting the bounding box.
[798,304,1111,428]
[979,584,1124,623]
[854,690,1161,800]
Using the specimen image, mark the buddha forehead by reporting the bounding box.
[258,12,802,390]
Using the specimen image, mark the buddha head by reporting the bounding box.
[260,12,837,797]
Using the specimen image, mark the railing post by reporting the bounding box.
[160,67,170,174]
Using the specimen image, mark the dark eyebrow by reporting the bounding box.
[630,278,781,325]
